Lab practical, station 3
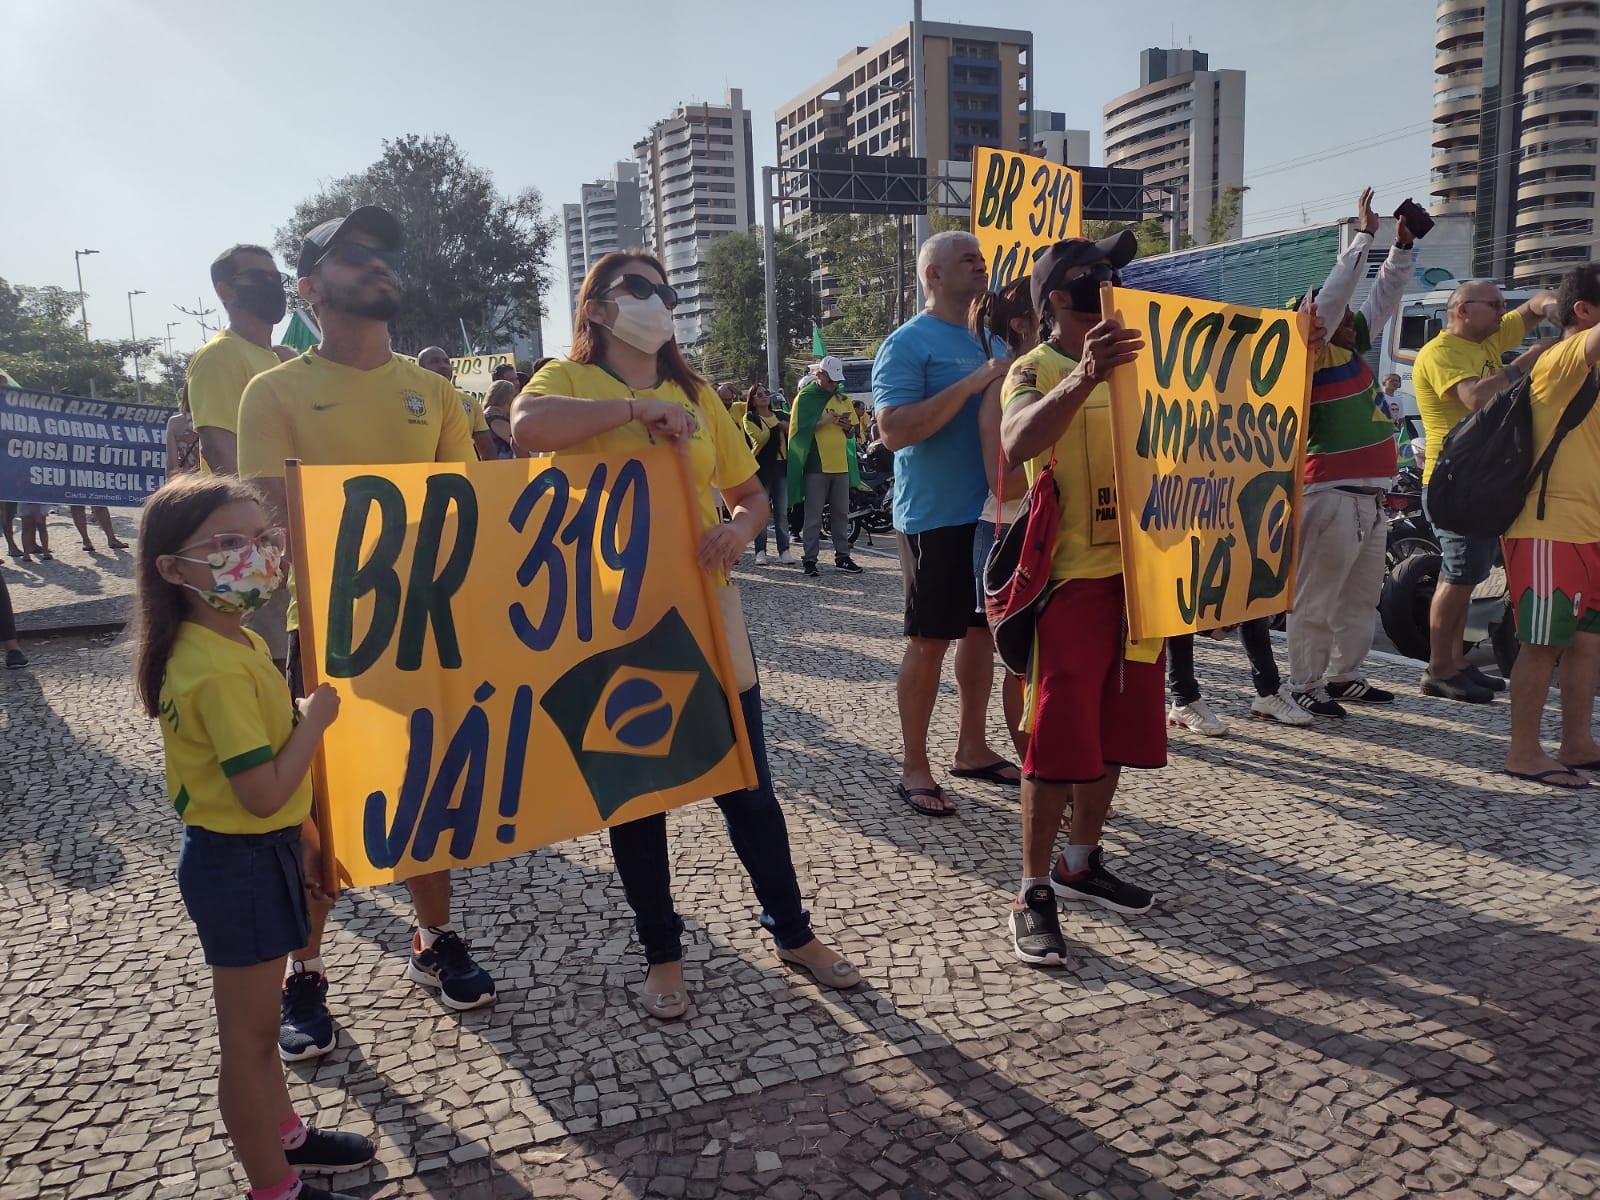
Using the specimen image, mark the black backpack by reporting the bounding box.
[1426,367,1600,539]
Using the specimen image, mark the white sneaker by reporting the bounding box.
[1250,688,1314,727]
[779,549,796,565]
[1167,698,1228,737]
[754,551,769,565]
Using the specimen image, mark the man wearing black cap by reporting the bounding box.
[999,230,1161,967]
[238,206,491,1061]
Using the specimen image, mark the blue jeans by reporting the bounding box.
[607,681,813,964]
[752,469,789,555]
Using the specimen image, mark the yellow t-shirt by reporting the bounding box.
[158,623,309,834]
[1002,341,1121,582]
[524,359,757,536]
[456,387,490,435]
[1414,311,1525,483]
[792,387,860,475]
[186,329,281,470]
[237,348,477,628]
[1507,331,1600,542]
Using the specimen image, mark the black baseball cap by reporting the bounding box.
[1030,229,1138,318]
[295,205,404,278]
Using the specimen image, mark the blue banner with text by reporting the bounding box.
[0,387,170,506]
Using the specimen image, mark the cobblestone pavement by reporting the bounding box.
[3,508,138,632]
[4,544,1599,1199]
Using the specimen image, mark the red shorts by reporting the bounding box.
[1023,575,1167,783]
[1503,537,1600,648]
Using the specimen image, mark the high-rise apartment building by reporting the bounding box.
[633,88,756,348]
[1030,110,1091,166]
[1102,48,1245,245]
[1431,0,1600,288]
[775,22,1033,217]
[561,163,644,319]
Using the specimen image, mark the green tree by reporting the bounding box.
[276,134,557,356]
[1083,218,1177,260]
[1205,184,1249,246]
[0,279,155,400]
[700,229,817,385]
[810,214,912,355]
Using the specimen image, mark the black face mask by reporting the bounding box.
[1065,264,1121,314]
[233,282,287,324]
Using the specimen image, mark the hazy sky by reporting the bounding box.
[4,0,1436,359]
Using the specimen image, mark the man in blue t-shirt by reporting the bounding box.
[873,231,1015,816]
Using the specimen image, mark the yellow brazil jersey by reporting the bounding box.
[456,387,490,435]
[1414,310,1525,483]
[1002,341,1122,582]
[524,359,758,539]
[793,388,860,475]
[237,348,476,628]
[1507,332,1600,543]
[158,623,309,834]
[185,328,281,471]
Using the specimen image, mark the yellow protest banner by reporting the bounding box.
[970,147,1082,291]
[284,449,757,888]
[1102,285,1313,642]
[450,351,517,403]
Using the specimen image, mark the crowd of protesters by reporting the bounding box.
[23,183,1582,1200]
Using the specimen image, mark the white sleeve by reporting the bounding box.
[1310,231,1372,336]
[1358,241,1417,335]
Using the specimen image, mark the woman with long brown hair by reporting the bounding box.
[742,381,793,565]
[511,250,861,1019]
[970,278,1037,765]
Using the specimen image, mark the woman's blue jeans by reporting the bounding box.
[606,680,813,964]
[752,469,790,556]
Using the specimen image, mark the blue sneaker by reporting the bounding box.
[278,965,335,1062]
[407,929,495,1010]
[285,1126,375,1173]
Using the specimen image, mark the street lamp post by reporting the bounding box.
[128,290,146,404]
[73,248,99,340]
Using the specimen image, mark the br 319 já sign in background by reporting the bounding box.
[1102,285,1313,642]
[969,147,1083,291]
[285,449,757,889]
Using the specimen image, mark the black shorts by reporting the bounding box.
[898,523,987,641]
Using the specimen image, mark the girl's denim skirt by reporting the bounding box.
[177,823,311,968]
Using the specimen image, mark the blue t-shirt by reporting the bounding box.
[871,312,990,534]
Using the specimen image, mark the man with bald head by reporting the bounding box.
[419,345,496,461]
[1413,279,1558,702]
[872,231,1016,816]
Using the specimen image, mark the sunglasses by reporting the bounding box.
[177,528,288,558]
[322,241,403,272]
[606,273,679,310]
[230,268,285,287]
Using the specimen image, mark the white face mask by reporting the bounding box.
[606,294,676,354]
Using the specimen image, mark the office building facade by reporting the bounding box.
[633,88,756,348]
[775,22,1033,217]
[561,163,644,320]
[1431,0,1600,287]
[1102,48,1246,245]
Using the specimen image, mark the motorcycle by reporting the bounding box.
[788,441,895,548]
[1377,464,1519,675]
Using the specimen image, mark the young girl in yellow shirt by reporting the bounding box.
[134,474,371,1200]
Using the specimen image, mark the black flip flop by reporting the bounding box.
[1561,759,1600,771]
[1505,768,1590,790]
[950,759,1022,786]
[896,783,956,817]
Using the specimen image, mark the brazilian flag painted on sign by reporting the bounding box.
[539,607,738,820]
